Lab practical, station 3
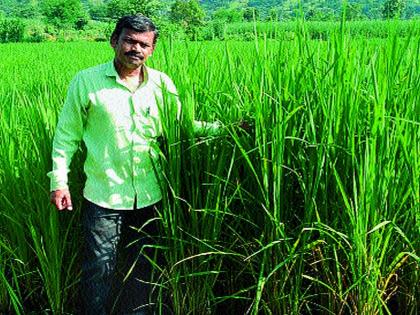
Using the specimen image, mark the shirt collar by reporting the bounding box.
[105,60,118,77]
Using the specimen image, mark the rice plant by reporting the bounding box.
[0,21,418,314]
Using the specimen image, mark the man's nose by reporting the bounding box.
[131,42,142,51]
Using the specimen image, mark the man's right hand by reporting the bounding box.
[50,189,73,211]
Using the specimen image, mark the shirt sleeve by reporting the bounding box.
[161,74,223,137]
[47,74,88,191]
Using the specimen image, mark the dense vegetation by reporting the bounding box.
[0,20,419,314]
[1,0,419,20]
[0,0,419,43]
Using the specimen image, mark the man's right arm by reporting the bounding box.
[48,74,87,210]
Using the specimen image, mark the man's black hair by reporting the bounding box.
[111,15,159,44]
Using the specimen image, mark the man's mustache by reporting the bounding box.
[125,51,144,59]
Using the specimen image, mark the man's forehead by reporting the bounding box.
[121,28,152,36]
[120,28,155,41]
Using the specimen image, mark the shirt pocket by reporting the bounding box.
[133,102,161,139]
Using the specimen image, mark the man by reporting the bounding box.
[48,15,219,315]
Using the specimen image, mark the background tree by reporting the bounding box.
[41,0,89,29]
[404,0,420,18]
[243,7,259,21]
[8,0,42,19]
[0,0,17,16]
[213,7,242,22]
[0,17,25,42]
[364,0,385,19]
[200,0,230,13]
[382,0,406,18]
[277,1,296,20]
[267,7,279,21]
[86,0,108,21]
[345,2,364,20]
[106,0,161,20]
[213,1,248,23]
[170,0,205,38]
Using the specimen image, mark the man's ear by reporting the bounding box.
[110,35,117,48]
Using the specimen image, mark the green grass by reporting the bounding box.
[220,19,420,40]
[0,21,419,314]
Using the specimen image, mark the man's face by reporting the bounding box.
[111,28,156,70]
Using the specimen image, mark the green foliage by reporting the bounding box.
[170,0,205,38]
[170,0,204,26]
[0,22,419,313]
[0,0,18,16]
[243,7,259,21]
[382,0,406,18]
[0,0,419,36]
[200,0,230,12]
[105,0,162,20]
[345,2,364,20]
[156,20,188,40]
[220,20,420,41]
[213,7,241,22]
[203,0,419,20]
[0,17,24,42]
[213,1,246,23]
[8,0,42,19]
[82,20,113,41]
[405,0,420,18]
[267,7,279,21]
[24,19,49,42]
[213,0,259,23]
[87,0,108,21]
[207,19,226,39]
[41,0,89,29]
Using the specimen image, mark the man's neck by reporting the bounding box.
[114,60,145,92]
[114,59,144,80]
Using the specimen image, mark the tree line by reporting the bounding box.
[0,0,418,43]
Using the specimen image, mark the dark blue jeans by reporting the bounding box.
[81,198,160,315]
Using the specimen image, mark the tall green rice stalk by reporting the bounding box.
[0,21,418,313]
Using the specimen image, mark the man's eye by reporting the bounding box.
[123,38,135,44]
